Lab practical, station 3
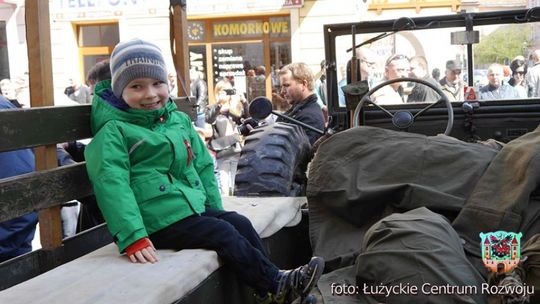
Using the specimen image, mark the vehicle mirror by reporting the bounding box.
[451,30,479,44]
[249,96,273,120]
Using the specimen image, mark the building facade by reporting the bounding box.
[0,0,531,106]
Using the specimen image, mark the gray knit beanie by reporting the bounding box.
[110,39,168,98]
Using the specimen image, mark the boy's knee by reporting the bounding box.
[224,212,253,229]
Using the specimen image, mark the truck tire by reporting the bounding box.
[234,122,311,196]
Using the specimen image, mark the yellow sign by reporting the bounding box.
[213,21,289,38]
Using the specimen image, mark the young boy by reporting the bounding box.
[84,39,323,303]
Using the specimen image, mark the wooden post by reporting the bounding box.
[170,2,190,96]
[25,0,63,249]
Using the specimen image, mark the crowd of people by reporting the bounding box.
[342,47,540,105]
[188,60,326,197]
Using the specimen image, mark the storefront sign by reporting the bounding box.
[50,0,167,18]
[212,46,246,78]
[213,20,289,39]
[189,45,207,80]
[283,0,303,8]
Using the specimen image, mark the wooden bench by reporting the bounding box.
[0,101,312,303]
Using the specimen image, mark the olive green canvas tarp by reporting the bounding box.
[307,126,498,270]
[316,210,540,304]
[454,125,540,269]
[318,207,487,304]
[308,125,540,303]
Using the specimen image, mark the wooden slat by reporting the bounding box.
[0,95,200,153]
[0,99,201,153]
[0,223,112,291]
[0,105,92,153]
[0,163,93,223]
[0,245,64,291]
[26,0,63,249]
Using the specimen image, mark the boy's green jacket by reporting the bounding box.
[85,80,222,253]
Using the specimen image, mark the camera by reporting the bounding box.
[238,118,259,136]
[224,88,236,96]
[64,86,75,96]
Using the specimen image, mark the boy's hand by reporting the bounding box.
[126,238,159,264]
[129,246,158,264]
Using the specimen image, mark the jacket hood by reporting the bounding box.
[91,79,178,134]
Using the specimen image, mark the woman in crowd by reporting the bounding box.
[206,78,249,195]
[508,56,529,98]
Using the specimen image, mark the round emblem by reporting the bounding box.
[188,23,204,41]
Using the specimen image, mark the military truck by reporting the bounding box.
[234,7,540,303]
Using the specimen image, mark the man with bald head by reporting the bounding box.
[479,63,519,100]
[526,49,540,97]
[346,47,379,87]
[357,47,379,88]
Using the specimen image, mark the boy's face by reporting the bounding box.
[122,77,169,110]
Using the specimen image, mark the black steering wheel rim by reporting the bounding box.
[352,77,454,135]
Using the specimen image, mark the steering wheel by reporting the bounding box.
[352,77,454,135]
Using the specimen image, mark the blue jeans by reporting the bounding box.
[195,112,206,128]
[0,212,38,263]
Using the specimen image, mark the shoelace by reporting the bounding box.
[275,271,290,297]
[289,266,304,291]
[275,267,300,296]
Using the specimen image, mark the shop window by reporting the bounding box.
[0,21,9,81]
[77,24,119,47]
[76,23,119,83]
[211,42,264,101]
[188,15,292,104]
[270,41,291,89]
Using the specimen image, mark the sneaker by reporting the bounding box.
[274,256,325,302]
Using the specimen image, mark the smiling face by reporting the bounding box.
[122,77,169,110]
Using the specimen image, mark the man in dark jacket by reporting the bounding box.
[0,96,38,263]
[277,62,325,145]
[408,55,441,103]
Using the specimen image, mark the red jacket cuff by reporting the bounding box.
[126,238,151,257]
